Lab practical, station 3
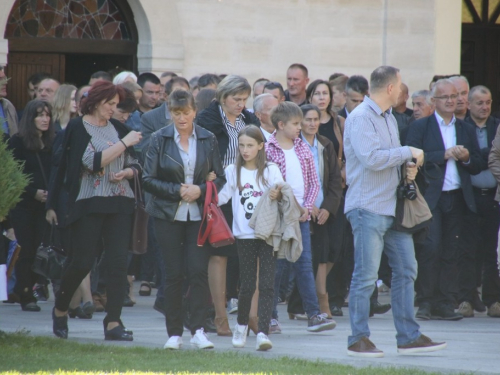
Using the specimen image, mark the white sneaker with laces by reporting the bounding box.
[227,298,238,314]
[232,324,248,348]
[190,328,214,349]
[256,332,272,351]
[163,336,183,350]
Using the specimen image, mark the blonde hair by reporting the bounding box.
[52,84,77,129]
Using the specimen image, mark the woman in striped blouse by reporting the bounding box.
[47,81,142,341]
[196,75,260,336]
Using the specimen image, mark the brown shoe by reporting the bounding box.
[248,316,258,335]
[347,337,384,358]
[92,293,105,313]
[397,334,447,354]
[487,302,500,317]
[317,293,333,318]
[214,317,232,336]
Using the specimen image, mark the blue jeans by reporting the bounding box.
[346,209,420,347]
[272,221,319,319]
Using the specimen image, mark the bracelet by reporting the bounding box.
[119,139,128,149]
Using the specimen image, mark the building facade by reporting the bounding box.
[0,0,462,109]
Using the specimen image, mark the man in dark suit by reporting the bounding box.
[338,75,369,119]
[406,79,483,321]
[459,85,500,318]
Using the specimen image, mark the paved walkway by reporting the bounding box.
[1,285,499,374]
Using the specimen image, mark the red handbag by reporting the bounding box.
[197,181,235,248]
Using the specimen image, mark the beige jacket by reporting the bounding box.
[0,98,18,136]
[249,183,303,262]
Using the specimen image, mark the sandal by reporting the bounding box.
[139,282,151,296]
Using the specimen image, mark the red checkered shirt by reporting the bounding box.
[265,133,319,211]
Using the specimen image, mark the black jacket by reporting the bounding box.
[316,134,342,217]
[195,100,260,161]
[47,117,141,224]
[464,115,500,163]
[406,114,484,212]
[142,123,226,221]
[7,134,52,210]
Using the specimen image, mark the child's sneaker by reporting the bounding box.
[232,324,248,348]
[190,328,214,349]
[256,332,272,351]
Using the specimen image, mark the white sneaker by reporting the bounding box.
[163,336,183,350]
[256,332,272,351]
[227,298,238,314]
[232,324,248,348]
[190,328,214,349]
[269,319,282,334]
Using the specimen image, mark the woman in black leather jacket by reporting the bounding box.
[142,89,225,350]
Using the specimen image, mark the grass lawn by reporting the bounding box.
[0,331,456,375]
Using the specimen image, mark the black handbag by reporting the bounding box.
[32,224,66,280]
[130,168,149,254]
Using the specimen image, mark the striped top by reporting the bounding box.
[344,96,413,217]
[76,120,135,202]
[219,105,246,167]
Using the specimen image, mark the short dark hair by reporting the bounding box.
[329,75,349,92]
[306,79,333,113]
[90,71,112,82]
[28,72,52,86]
[137,72,160,88]
[19,100,55,151]
[270,101,303,129]
[288,63,308,78]
[346,75,369,95]
[300,104,321,119]
[168,88,196,112]
[165,76,190,96]
[328,73,346,81]
[195,88,216,112]
[253,78,269,88]
[263,81,285,99]
[81,81,126,115]
[116,86,138,113]
[370,66,400,93]
[198,73,221,89]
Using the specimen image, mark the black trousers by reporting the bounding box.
[236,239,275,334]
[55,212,132,323]
[11,207,47,304]
[416,190,466,308]
[459,189,500,307]
[155,218,210,337]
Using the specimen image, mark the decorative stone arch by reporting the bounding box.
[0,0,168,73]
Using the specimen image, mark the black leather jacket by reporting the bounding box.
[142,123,226,221]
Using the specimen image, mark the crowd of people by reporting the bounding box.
[1,61,499,357]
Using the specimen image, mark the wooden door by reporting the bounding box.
[6,52,65,110]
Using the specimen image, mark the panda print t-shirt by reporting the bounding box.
[218,163,284,239]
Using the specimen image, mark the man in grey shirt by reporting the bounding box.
[344,65,446,357]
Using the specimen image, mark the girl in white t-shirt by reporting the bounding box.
[218,125,284,351]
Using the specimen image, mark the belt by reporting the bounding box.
[442,189,462,195]
[472,186,497,195]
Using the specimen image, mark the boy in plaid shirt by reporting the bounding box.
[265,102,336,333]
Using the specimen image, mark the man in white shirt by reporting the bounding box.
[406,79,483,321]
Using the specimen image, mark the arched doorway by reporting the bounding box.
[461,0,500,108]
[4,0,139,110]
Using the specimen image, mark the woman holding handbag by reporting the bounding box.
[47,81,142,340]
[143,89,225,350]
[7,100,55,312]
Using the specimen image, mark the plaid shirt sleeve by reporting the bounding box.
[265,137,287,179]
[295,139,319,211]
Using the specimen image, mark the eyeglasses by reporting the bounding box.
[433,94,458,101]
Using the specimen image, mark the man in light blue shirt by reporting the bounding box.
[344,66,446,358]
